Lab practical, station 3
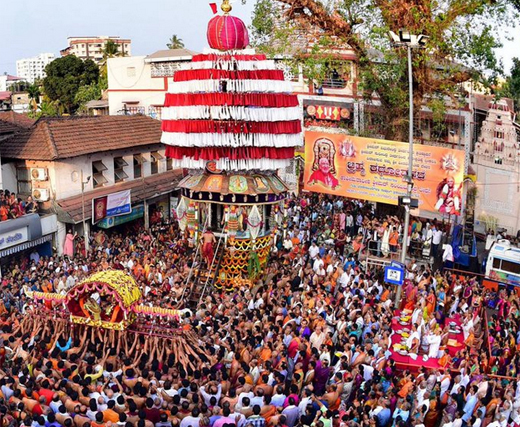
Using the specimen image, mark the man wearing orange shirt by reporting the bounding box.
[103,400,120,424]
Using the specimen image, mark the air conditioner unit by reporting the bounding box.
[30,167,48,181]
[32,188,49,202]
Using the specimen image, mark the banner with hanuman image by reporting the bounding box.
[303,131,465,215]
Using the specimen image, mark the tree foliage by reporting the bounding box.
[43,56,99,114]
[501,58,520,114]
[74,83,102,114]
[9,80,30,93]
[251,0,517,139]
[167,35,185,49]
[103,40,122,59]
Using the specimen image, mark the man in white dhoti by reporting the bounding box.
[406,324,421,353]
[427,329,442,358]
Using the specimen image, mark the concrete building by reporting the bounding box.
[0,75,24,92]
[61,36,131,64]
[16,53,55,83]
[107,49,197,116]
[0,112,55,268]
[0,115,181,255]
[0,111,35,191]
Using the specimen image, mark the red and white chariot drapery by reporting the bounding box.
[161,50,302,171]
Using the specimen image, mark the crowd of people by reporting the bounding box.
[0,190,38,222]
[0,194,519,427]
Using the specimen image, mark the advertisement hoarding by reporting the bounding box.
[303,131,465,214]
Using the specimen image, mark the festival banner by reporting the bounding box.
[92,190,132,224]
[303,131,465,214]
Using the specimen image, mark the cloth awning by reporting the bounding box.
[0,234,53,258]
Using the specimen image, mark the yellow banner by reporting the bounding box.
[303,131,465,214]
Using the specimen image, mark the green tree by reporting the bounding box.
[98,40,126,92]
[10,80,30,92]
[251,0,517,140]
[27,83,40,102]
[74,83,102,114]
[502,58,520,114]
[102,40,124,60]
[166,35,185,49]
[43,56,99,114]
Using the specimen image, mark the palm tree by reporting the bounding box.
[102,40,123,60]
[166,35,185,49]
[27,83,41,111]
[99,40,126,86]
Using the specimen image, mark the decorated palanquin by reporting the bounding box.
[162,0,302,290]
[26,270,180,331]
[66,271,141,330]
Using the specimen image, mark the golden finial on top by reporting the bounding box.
[221,0,232,13]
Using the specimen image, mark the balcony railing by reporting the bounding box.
[151,62,180,78]
[117,105,163,120]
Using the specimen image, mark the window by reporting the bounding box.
[17,168,31,195]
[166,157,173,171]
[494,130,505,139]
[92,160,108,188]
[500,259,520,274]
[114,157,128,183]
[133,154,145,178]
[150,151,163,175]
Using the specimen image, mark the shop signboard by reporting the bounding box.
[0,227,29,250]
[97,205,144,229]
[92,190,132,224]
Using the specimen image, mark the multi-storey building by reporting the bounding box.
[61,36,131,64]
[107,49,197,117]
[0,115,181,255]
[16,53,55,83]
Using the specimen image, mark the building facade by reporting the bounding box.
[16,53,55,83]
[107,49,196,117]
[61,36,131,64]
[0,75,24,92]
[0,115,181,256]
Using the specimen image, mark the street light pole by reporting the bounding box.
[388,30,428,307]
[81,170,91,254]
[395,44,414,307]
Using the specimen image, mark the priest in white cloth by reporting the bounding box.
[426,328,442,358]
[406,323,421,353]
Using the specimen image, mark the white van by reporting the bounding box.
[485,239,520,286]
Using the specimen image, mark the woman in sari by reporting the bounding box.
[425,290,436,317]
[403,283,418,311]
[423,399,441,427]
[313,359,331,395]
[352,233,364,254]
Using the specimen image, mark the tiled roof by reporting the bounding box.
[55,170,182,223]
[0,111,35,136]
[473,94,514,112]
[0,115,162,160]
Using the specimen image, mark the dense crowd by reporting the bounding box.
[0,190,38,222]
[0,194,518,427]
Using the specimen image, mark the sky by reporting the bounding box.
[1,0,518,76]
